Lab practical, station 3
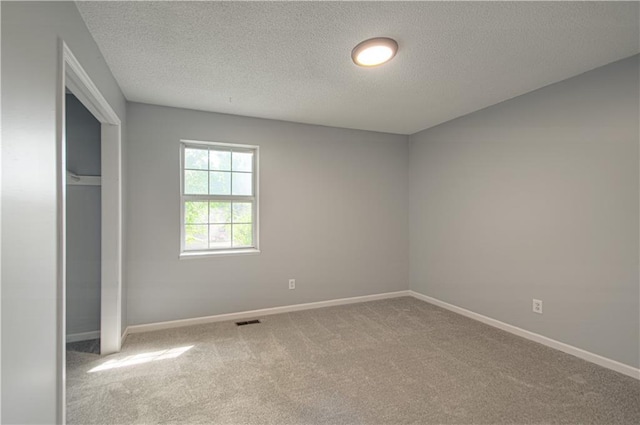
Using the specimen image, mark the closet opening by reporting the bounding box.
[65,90,102,355]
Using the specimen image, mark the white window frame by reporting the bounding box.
[179,139,260,258]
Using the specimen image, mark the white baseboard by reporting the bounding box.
[409,290,640,380]
[66,330,100,343]
[126,290,411,335]
[121,288,639,380]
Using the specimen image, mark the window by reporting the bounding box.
[180,141,258,255]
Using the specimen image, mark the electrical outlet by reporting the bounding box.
[532,299,543,314]
[288,279,295,290]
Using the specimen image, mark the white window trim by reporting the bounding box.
[179,139,260,258]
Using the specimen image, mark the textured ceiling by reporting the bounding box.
[76,1,639,135]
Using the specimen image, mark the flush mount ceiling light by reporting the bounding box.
[351,37,398,67]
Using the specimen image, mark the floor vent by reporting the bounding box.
[236,319,261,326]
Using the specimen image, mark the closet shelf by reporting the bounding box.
[66,171,101,186]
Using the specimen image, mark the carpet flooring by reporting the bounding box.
[66,297,640,424]
[67,338,101,355]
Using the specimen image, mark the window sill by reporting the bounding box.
[179,248,260,259]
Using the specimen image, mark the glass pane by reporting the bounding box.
[185,225,208,250]
[209,171,231,195]
[232,172,252,196]
[185,201,208,224]
[232,151,253,172]
[210,201,231,224]
[209,150,231,171]
[184,170,208,194]
[232,224,253,247]
[209,224,231,249]
[184,148,208,170]
[232,202,252,223]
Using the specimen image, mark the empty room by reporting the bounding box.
[1,1,639,424]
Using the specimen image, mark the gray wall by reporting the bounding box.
[1,2,126,423]
[66,94,101,175]
[409,55,639,368]
[126,102,409,325]
[65,94,101,337]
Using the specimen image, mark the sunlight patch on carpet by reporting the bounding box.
[88,346,194,373]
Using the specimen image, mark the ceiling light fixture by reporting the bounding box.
[351,37,398,67]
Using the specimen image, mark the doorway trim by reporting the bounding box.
[57,40,123,424]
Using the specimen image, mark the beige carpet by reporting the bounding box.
[67,297,640,424]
